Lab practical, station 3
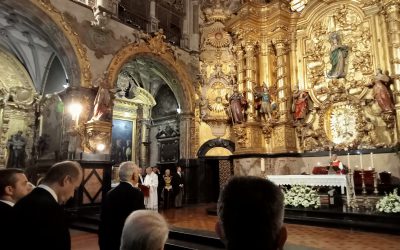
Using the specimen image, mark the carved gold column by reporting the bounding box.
[384,1,400,138]
[259,38,270,85]
[244,42,257,121]
[233,45,245,92]
[179,112,195,159]
[272,37,290,122]
[271,37,296,152]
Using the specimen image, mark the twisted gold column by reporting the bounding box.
[233,45,245,92]
[272,38,290,123]
[271,37,296,153]
[244,43,257,121]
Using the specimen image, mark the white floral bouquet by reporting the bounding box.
[283,185,321,209]
[376,188,400,213]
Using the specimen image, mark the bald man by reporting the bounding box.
[14,161,83,250]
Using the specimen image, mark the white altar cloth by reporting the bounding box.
[267,175,348,194]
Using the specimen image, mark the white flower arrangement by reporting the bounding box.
[376,188,400,213]
[284,185,321,209]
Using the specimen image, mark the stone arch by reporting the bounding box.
[1,0,92,87]
[107,42,195,114]
[197,139,235,157]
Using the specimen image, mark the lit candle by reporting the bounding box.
[347,153,350,169]
[370,152,374,169]
[359,152,363,170]
[261,158,265,172]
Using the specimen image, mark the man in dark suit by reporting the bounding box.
[172,166,184,208]
[99,161,145,250]
[0,168,31,239]
[14,161,83,250]
[153,166,164,208]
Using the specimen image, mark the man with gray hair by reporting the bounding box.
[99,161,144,250]
[120,210,169,250]
[215,176,287,250]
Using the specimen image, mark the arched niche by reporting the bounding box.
[0,0,91,88]
[108,38,197,161]
[197,139,235,157]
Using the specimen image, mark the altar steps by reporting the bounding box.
[206,203,400,235]
[284,206,400,235]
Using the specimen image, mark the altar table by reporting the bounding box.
[267,175,348,194]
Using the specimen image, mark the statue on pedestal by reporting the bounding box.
[7,131,26,168]
[91,86,112,121]
[327,32,348,79]
[369,69,394,113]
[292,85,312,121]
[227,88,246,124]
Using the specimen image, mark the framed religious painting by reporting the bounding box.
[111,119,133,164]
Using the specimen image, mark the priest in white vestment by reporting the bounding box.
[143,166,158,210]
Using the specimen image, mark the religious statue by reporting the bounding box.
[91,5,109,30]
[292,85,312,121]
[369,69,394,113]
[227,88,246,124]
[91,86,111,121]
[327,32,348,79]
[8,131,26,168]
[254,84,274,121]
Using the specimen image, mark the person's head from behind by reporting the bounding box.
[216,176,286,250]
[0,168,31,204]
[120,210,169,250]
[119,161,139,185]
[41,161,82,204]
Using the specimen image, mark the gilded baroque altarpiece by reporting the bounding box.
[196,0,400,160]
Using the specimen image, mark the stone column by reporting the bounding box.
[187,0,199,51]
[139,105,151,167]
[384,1,400,138]
[149,0,159,32]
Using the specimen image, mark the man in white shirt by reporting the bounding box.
[0,168,31,241]
[143,166,158,210]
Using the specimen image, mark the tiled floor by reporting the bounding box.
[71,204,400,250]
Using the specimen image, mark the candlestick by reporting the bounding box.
[370,152,374,169]
[261,158,265,172]
[329,148,332,159]
[347,153,350,169]
[359,152,363,170]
